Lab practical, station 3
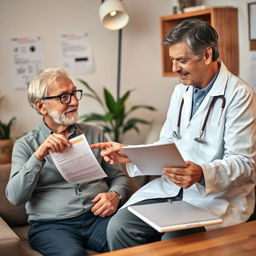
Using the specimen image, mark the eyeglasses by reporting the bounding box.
[40,90,83,104]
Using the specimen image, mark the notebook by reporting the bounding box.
[122,142,186,176]
[128,200,223,233]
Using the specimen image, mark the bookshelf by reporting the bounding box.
[160,7,238,76]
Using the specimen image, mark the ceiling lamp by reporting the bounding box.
[99,0,129,30]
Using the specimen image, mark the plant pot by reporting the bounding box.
[0,139,14,164]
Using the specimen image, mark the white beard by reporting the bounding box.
[48,107,79,126]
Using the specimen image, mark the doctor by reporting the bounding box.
[91,19,256,250]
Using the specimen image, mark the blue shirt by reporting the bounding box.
[190,69,220,119]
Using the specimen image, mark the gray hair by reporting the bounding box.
[163,19,219,61]
[28,67,71,111]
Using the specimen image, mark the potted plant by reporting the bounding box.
[79,79,156,142]
[0,94,16,164]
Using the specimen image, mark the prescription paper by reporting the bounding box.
[50,134,107,183]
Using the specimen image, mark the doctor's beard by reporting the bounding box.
[48,106,79,126]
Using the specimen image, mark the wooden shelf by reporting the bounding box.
[160,7,239,77]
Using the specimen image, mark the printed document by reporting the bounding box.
[50,134,107,183]
[123,142,186,176]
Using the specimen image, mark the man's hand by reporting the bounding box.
[90,142,131,164]
[91,192,120,217]
[34,133,72,161]
[163,161,204,188]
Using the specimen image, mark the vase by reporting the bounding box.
[0,139,14,164]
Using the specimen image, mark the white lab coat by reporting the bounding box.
[123,62,256,229]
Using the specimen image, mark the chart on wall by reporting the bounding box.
[249,52,256,92]
[10,35,45,90]
[59,32,94,74]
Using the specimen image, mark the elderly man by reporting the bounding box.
[91,19,256,250]
[6,68,129,256]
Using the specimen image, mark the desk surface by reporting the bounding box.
[98,221,256,256]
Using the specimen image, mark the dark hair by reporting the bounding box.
[163,19,219,61]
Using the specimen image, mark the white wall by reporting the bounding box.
[0,0,254,144]
[203,0,255,85]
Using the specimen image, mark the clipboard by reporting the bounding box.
[122,142,186,176]
[128,201,223,233]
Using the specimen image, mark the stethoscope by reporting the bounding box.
[173,89,226,143]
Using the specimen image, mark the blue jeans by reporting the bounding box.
[29,212,111,256]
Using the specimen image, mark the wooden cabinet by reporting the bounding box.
[160,8,238,76]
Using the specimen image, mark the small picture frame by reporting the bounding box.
[248,2,256,40]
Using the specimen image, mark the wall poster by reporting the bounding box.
[11,35,44,89]
[60,32,94,74]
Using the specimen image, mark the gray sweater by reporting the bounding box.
[6,122,129,221]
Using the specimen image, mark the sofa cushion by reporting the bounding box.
[0,217,20,256]
[12,227,43,256]
[13,226,29,241]
[19,240,43,256]
[0,164,28,226]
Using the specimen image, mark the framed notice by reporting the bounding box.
[248,2,256,50]
[249,2,256,39]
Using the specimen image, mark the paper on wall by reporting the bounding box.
[10,35,45,89]
[59,32,94,74]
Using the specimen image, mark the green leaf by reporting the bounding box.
[80,113,105,122]
[114,91,131,119]
[123,118,151,133]
[123,124,140,134]
[0,117,16,139]
[127,105,157,116]
[78,79,95,95]
[103,88,116,113]
[132,125,140,134]
[78,79,104,106]
[83,93,100,101]
[118,90,132,105]
[78,80,156,142]
[102,125,112,133]
[131,105,156,111]
[104,112,114,122]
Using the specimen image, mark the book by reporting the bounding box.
[128,201,223,233]
[122,142,186,176]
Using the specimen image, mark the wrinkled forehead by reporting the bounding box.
[46,76,76,94]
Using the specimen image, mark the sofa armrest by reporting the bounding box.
[0,217,20,256]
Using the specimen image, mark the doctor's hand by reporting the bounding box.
[90,142,131,164]
[34,133,72,161]
[91,192,120,217]
[163,161,204,189]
